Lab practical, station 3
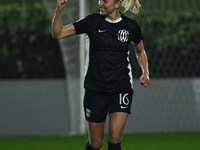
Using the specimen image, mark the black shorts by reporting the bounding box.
[83,89,134,123]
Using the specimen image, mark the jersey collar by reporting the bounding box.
[105,17,122,23]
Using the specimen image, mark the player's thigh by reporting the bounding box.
[108,112,129,143]
[88,121,105,145]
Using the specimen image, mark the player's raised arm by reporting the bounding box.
[52,0,76,39]
[135,40,150,87]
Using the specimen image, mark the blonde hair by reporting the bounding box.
[120,0,141,14]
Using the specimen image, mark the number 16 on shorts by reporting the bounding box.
[119,93,129,109]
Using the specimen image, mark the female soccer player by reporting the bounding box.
[52,0,150,149]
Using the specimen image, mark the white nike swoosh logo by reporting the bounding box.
[121,106,128,109]
[98,30,107,33]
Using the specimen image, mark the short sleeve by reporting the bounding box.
[132,21,144,45]
[73,15,92,35]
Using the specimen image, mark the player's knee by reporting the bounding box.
[90,138,104,149]
[108,133,121,144]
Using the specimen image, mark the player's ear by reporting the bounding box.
[114,0,121,9]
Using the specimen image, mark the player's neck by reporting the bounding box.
[106,10,121,20]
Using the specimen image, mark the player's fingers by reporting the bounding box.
[60,0,65,5]
[139,79,144,85]
[57,0,67,9]
[139,77,145,83]
[140,76,148,82]
[140,82,144,86]
[144,80,150,87]
[142,81,148,86]
[145,83,150,87]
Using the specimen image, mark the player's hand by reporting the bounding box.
[139,73,150,87]
[57,0,68,10]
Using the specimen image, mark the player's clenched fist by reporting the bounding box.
[139,73,150,87]
[57,0,68,10]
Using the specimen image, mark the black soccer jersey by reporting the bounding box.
[73,13,143,92]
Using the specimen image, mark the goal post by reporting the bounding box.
[41,0,87,135]
[79,0,87,134]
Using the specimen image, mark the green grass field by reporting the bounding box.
[0,133,200,150]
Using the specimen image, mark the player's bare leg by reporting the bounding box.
[85,121,105,150]
[108,112,129,150]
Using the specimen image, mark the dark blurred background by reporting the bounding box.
[0,0,65,79]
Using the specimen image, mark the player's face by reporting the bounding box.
[99,0,119,16]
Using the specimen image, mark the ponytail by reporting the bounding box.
[120,0,141,14]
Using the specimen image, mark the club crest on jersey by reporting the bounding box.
[117,29,129,42]
[86,108,91,118]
